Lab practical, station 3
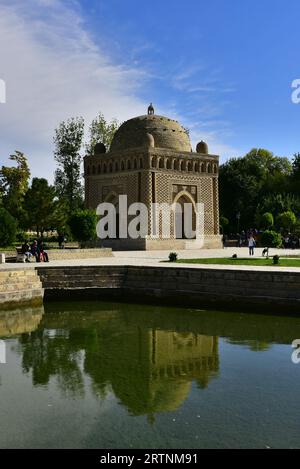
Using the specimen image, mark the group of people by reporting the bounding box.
[283,234,300,249]
[223,228,300,256]
[222,229,258,255]
[21,240,49,263]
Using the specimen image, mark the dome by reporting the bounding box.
[94,142,106,155]
[196,140,208,154]
[110,115,192,153]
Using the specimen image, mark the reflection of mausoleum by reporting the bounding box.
[0,306,44,337]
[84,105,221,249]
[19,307,219,418]
[84,324,219,416]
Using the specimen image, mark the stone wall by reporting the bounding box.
[37,265,300,313]
[3,248,112,262]
[0,268,44,307]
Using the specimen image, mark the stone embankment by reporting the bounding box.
[0,269,44,308]
[37,265,300,312]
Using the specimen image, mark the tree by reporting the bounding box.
[0,208,17,247]
[255,193,300,220]
[54,117,85,215]
[291,152,300,195]
[68,209,97,242]
[23,178,65,237]
[260,230,282,248]
[219,216,229,233]
[85,112,119,155]
[0,151,30,223]
[259,212,274,230]
[276,211,297,231]
[219,148,293,231]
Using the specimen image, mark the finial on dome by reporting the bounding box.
[196,140,208,154]
[147,103,154,115]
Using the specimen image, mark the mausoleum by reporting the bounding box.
[84,105,221,249]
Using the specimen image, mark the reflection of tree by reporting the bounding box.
[19,307,219,415]
[17,301,300,417]
[20,329,87,398]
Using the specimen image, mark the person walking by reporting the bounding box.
[248,235,256,256]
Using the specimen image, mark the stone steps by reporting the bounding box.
[0,269,44,306]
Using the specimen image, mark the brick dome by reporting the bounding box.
[110,115,192,153]
[196,140,208,154]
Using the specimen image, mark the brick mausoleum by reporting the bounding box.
[84,105,222,250]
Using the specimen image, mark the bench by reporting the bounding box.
[16,248,26,263]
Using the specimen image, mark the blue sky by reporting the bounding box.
[0,0,300,179]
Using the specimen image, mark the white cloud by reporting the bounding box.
[0,0,147,179]
[0,0,240,181]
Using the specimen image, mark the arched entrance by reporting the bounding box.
[173,191,197,240]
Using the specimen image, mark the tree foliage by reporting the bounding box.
[276,210,297,231]
[259,212,274,230]
[85,112,119,155]
[54,117,85,215]
[0,208,17,246]
[219,148,295,231]
[23,178,66,237]
[260,230,282,248]
[68,209,97,242]
[0,151,30,223]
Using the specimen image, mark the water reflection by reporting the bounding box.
[0,305,44,337]
[17,304,220,416]
[2,302,300,420]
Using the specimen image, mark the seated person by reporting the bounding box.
[30,240,40,262]
[21,241,33,263]
[37,240,49,262]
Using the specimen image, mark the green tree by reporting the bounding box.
[219,216,229,233]
[260,230,282,248]
[54,117,85,215]
[276,210,297,231]
[68,209,97,242]
[86,112,119,155]
[291,152,300,195]
[219,148,292,231]
[259,212,274,230]
[0,208,17,247]
[256,193,300,219]
[23,178,66,237]
[0,151,30,223]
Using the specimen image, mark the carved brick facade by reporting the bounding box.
[84,114,222,250]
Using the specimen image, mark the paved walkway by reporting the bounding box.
[1,247,300,272]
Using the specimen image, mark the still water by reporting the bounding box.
[0,301,300,449]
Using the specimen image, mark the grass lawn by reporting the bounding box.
[175,257,300,267]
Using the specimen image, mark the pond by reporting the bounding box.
[0,301,300,449]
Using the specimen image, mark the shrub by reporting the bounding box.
[259,212,274,230]
[273,255,280,265]
[276,211,297,230]
[169,252,178,262]
[0,208,17,247]
[68,209,97,242]
[232,253,237,259]
[260,230,282,248]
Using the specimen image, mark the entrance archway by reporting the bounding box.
[173,191,197,239]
